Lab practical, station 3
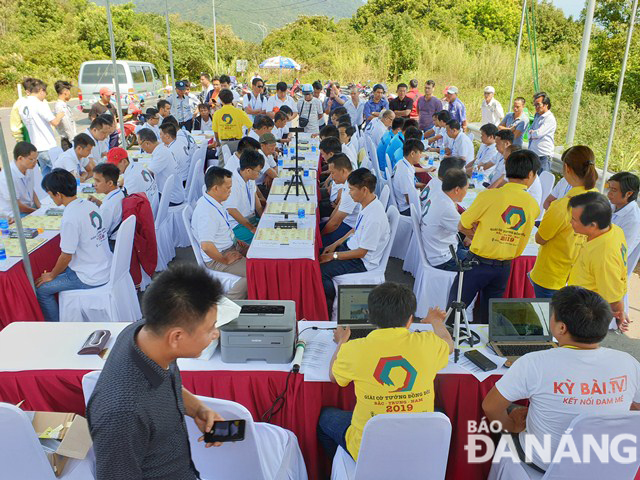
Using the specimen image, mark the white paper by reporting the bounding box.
[448,349,507,382]
[299,329,336,382]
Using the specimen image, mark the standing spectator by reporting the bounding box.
[199,72,213,103]
[89,87,118,121]
[170,80,194,131]
[183,83,201,116]
[212,89,253,154]
[389,83,414,119]
[193,103,213,131]
[53,80,76,151]
[205,75,221,106]
[445,86,467,130]
[297,84,324,135]
[528,92,557,173]
[313,80,326,129]
[265,82,297,123]
[480,86,504,126]
[157,99,172,120]
[323,82,348,125]
[363,84,389,124]
[416,80,442,132]
[243,77,268,122]
[344,86,365,129]
[19,79,66,175]
[406,79,421,119]
[10,77,35,142]
[498,97,529,147]
[608,172,640,257]
[216,74,241,107]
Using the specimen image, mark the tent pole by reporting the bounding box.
[165,0,176,103]
[510,0,527,109]
[106,0,127,149]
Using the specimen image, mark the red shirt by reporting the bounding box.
[406,88,421,119]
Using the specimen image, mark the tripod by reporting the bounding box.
[445,244,479,363]
[283,127,310,201]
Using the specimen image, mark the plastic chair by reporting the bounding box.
[48,146,64,165]
[386,159,413,260]
[624,242,640,314]
[182,205,242,293]
[379,184,390,210]
[538,171,555,220]
[186,395,308,480]
[59,216,141,323]
[365,136,384,195]
[0,403,96,480]
[331,412,452,480]
[154,174,176,271]
[185,143,206,198]
[187,156,205,207]
[331,206,399,321]
[221,144,232,166]
[488,413,640,480]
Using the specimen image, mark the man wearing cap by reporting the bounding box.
[89,87,118,122]
[363,84,389,125]
[107,147,160,217]
[170,81,194,132]
[481,86,504,126]
[445,86,467,130]
[389,83,414,119]
[297,84,324,135]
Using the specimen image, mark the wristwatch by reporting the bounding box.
[333,252,339,260]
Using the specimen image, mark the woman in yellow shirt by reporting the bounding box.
[529,146,598,298]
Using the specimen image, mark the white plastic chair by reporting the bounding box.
[168,200,190,249]
[488,413,640,480]
[187,157,205,207]
[365,136,384,196]
[182,205,243,293]
[48,146,64,165]
[537,171,555,220]
[384,165,397,209]
[0,403,96,480]
[331,206,399,321]
[32,164,49,206]
[624,242,640,314]
[155,174,176,271]
[221,144,232,166]
[386,157,413,260]
[331,412,452,480]
[186,395,308,480]
[379,184,390,210]
[185,143,206,198]
[59,216,141,323]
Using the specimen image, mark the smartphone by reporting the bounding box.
[203,419,246,443]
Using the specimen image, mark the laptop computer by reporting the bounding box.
[487,298,557,366]
[337,285,378,340]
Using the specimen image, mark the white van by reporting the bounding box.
[78,60,164,113]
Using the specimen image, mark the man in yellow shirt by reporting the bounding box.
[212,89,252,155]
[567,192,629,332]
[449,150,540,322]
[319,282,452,461]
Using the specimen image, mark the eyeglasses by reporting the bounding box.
[257,84,264,88]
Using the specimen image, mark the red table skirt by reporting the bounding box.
[504,256,536,299]
[0,235,61,329]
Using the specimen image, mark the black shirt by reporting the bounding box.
[87,321,199,480]
[389,96,414,117]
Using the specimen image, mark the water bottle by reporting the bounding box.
[0,234,6,262]
[478,166,485,187]
[278,158,284,168]
[472,165,478,184]
[439,146,445,161]
[428,155,434,167]
[290,146,296,158]
[311,143,317,153]
[0,216,9,237]
[298,208,305,219]
[283,146,289,160]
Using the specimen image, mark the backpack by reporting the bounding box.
[246,92,267,105]
[118,192,157,286]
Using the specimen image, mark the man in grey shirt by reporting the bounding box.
[87,264,229,479]
[498,96,529,147]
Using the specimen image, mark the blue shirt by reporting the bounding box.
[502,112,529,147]
[385,133,404,169]
[377,130,394,171]
[447,98,467,124]
[323,95,349,124]
[363,97,390,123]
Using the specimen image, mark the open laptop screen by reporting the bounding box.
[337,285,376,326]
[489,299,552,342]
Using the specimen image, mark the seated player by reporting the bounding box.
[321,153,360,246]
[106,147,159,217]
[54,132,96,182]
[89,163,125,250]
[0,142,41,218]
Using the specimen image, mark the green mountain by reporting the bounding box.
[92,0,363,42]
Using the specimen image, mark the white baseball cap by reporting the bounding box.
[484,86,495,94]
[447,86,459,94]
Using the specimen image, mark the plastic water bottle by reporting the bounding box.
[290,146,296,158]
[283,146,289,160]
[0,234,6,262]
[298,208,305,219]
[478,166,485,187]
[0,216,9,237]
[428,155,434,167]
[278,158,284,168]
[311,143,317,154]
[439,146,445,161]
[472,165,479,184]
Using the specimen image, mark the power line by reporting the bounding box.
[217,0,327,14]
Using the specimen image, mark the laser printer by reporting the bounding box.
[219,300,296,364]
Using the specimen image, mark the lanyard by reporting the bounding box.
[245,181,253,208]
[204,195,231,228]
[354,214,364,233]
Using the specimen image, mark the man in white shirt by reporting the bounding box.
[216,75,242,108]
[297,84,324,135]
[193,104,213,132]
[480,86,504,126]
[422,169,469,271]
[257,133,278,195]
[192,166,249,299]
[159,123,190,184]
[53,80,76,150]
[134,108,161,139]
[321,154,360,246]
[365,109,394,147]
[528,92,557,173]
[608,171,640,255]
[465,123,498,177]
[446,120,474,163]
[0,142,40,218]
[265,82,298,123]
[84,116,112,167]
[344,86,365,129]
[199,73,214,104]
[106,147,159,217]
[19,79,65,174]
[53,133,95,181]
[392,138,426,216]
[320,168,390,315]
[273,111,291,146]
[223,149,264,244]
[248,115,274,142]
[138,128,184,206]
[243,78,268,122]
[483,286,640,471]
[89,163,125,249]
[223,136,261,173]
[338,123,358,170]
[35,169,112,321]
[170,80,194,131]
[420,156,466,213]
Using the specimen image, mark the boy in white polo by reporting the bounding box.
[54,133,95,181]
[421,169,469,271]
[419,156,466,212]
[0,142,41,218]
[321,153,360,247]
[446,119,474,163]
[138,128,184,206]
[159,123,190,184]
[89,163,125,249]
[36,169,112,321]
[320,168,390,315]
[392,138,426,216]
[191,166,248,300]
[106,147,159,217]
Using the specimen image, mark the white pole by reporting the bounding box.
[601,0,639,192]
[17,83,22,99]
[212,0,219,73]
[510,0,527,109]
[105,0,127,148]
[165,0,176,101]
[566,0,597,147]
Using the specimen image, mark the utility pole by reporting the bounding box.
[213,0,219,72]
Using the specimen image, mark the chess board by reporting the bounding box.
[281,159,317,169]
[255,228,314,244]
[20,215,62,230]
[269,184,316,196]
[278,169,316,179]
[265,202,316,215]
[4,237,47,256]
[77,192,106,201]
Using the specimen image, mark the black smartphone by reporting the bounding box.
[464,350,498,372]
[204,419,246,443]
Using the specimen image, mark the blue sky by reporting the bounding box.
[551,0,584,18]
